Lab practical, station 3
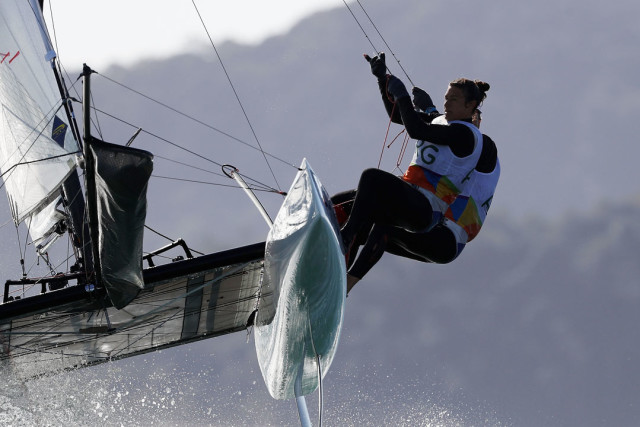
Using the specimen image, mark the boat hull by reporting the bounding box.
[0,243,265,379]
[255,159,346,400]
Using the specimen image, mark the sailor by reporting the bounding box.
[340,110,500,282]
[339,52,497,293]
[440,108,500,244]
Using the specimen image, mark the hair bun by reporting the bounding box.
[475,80,490,93]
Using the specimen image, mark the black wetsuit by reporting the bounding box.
[337,79,494,280]
[333,190,458,274]
[334,132,497,279]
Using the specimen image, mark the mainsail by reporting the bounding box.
[0,0,79,246]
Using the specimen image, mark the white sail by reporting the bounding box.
[0,0,79,243]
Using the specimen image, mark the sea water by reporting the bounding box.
[0,344,508,426]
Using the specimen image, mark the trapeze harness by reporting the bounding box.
[425,115,500,255]
[444,142,501,244]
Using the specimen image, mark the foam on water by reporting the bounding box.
[0,352,509,426]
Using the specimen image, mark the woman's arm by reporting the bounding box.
[395,97,475,157]
[377,79,403,124]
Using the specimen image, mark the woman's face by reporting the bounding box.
[443,85,476,122]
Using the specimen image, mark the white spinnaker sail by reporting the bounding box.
[0,0,79,244]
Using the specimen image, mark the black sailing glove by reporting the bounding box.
[386,75,410,101]
[363,52,387,80]
[412,86,437,113]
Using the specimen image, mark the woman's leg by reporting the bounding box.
[340,168,434,248]
[346,225,459,294]
[385,225,459,264]
[347,225,390,285]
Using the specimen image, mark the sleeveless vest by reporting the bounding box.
[446,152,500,242]
[402,118,482,217]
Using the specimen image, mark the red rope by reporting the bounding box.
[396,133,410,170]
[386,129,406,149]
[378,79,411,171]
[378,98,397,169]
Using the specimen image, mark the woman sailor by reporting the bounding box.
[339,53,491,293]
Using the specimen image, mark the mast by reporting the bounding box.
[82,64,99,282]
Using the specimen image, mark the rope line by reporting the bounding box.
[151,175,279,193]
[355,0,414,86]
[86,105,280,194]
[191,0,281,191]
[341,0,380,53]
[342,0,414,85]
[97,73,297,170]
[378,101,397,169]
[342,1,414,170]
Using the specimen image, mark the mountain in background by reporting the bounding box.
[2,0,638,425]
[83,0,640,243]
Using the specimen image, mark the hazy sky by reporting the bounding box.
[43,0,344,69]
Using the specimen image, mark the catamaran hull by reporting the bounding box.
[255,159,346,400]
[0,243,265,379]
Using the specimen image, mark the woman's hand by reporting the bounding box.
[364,52,387,79]
[386,75,409,101]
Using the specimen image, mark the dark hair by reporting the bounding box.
[450,78,490,108]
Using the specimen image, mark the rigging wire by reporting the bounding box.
[342,0,415,168]
[17,1,415,285]
[0,151,81,182]
[49,2,294,200]
[342,0,414,86]
[341,0,381,54]
[0,217,13,230]
[7,2,260,284]
[89,87,104,139]
[44,2,84,150]
[143,224,205,257]
[154,154,228,180]
[0,99,82,281]
[45,0,60,61]
[0,97,76,284]
[0,102,66,181]
[354,0,414,87]
[378,98,397,169]
[153,158,278,193]
[96,73,298,170]
[86,104,282,194]
[396,133,411,170]
[151,175,277,193]
[191,0,282,191]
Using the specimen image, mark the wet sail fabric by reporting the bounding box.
[0,0,79,243]
[86,137,153,309]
